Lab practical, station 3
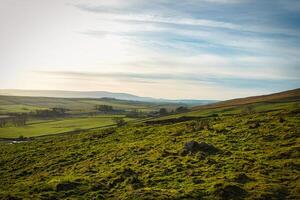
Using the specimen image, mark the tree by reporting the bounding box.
[113,118,126,127]
[241,105,254,115]
[95,105,114,112]
[89,112,97,117]
[12,114,28,127]
[159,108,168,115]
[35,108,68,118]
[175,106,189,113]
[52,107,68,116]
[125,109,143,118]
[0,118,7,128]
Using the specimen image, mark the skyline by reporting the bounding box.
[1,0,300,100]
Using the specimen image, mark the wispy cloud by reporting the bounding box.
[1,0,299,99]
[201,0,245,3]
[76,0,300,61]
[37,69,299,85]
[74,0,300,37]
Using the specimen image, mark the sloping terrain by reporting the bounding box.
[152,89,300,121]
[193,88,300,111]
[0,89,299,199]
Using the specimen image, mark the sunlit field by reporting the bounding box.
[0,115,134,138]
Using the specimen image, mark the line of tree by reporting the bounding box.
[175,106,189,113]
[34,107,68,118]
[95,105,114,113]
[12,114,28,126]
[0,114,28,128]
[125,109,146,118]
[155,106,190,116]
[159,108,168,115]
[0,118,8,128]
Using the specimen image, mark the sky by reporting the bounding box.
[0,0,300,100]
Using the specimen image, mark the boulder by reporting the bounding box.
[56,181,79,191]
[181,140,219,155]
[215,185,247,200]
[234,173,252,184]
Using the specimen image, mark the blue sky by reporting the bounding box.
[0,0,299,99]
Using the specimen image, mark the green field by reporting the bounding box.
[0,115,133,138]
[0,95,187,138]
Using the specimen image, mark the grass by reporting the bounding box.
[157,101,300,120]
[0,95,184,115]
[0,99,299,199]
[0,104,47,114]
[192,88,300,111]
[0,115,134,138]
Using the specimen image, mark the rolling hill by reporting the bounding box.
[0,89,216,105]
[0,95,185,115]
[193,88,300,111]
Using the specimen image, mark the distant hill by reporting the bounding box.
[192,88,300,111]
[0,89,216,106]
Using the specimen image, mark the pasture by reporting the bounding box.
[0,115,133,138]
[0,95,184,115]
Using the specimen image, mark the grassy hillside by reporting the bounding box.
[0,90,299,199]
[193,88,300,111]
[154,88,300,120]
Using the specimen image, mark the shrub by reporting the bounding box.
[113,118,127,127]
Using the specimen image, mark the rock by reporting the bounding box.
[4,195,22,200]
[90,182,107,191]
[56,181,79,191]
[249,122,260,129]
[161,149,177,157]
[184,141,200,153]
[192,178,205,184]
[137,159,151,165]
[263,134,278,142]
[126,174,143,189]
[117,168,136,177]
[234,173,252,184]
[181,140,219,155]
[223,150,232,156]
[215,185,247,200]
[197,142,219,153]
[279,117,285,123]
[113,168,144,189]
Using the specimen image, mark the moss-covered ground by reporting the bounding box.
[0,102,299,199]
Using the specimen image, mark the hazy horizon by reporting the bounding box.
[1,88,300,102]
[1,0,300,99]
